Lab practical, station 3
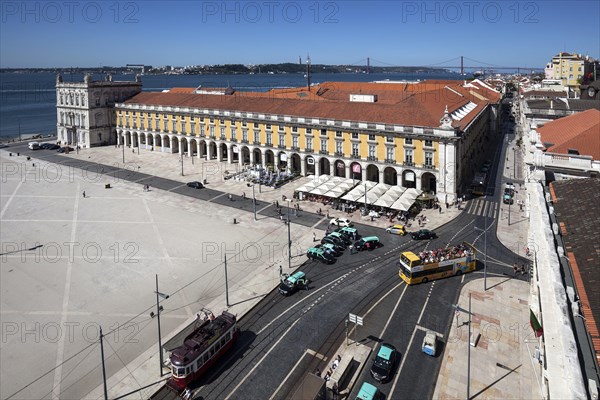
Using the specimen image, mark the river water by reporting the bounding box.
[0,71,461,139]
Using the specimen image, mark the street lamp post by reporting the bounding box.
[474,203,488,291]
[286,199,292,269]
[252,184,257,221]
[153,274,169,377]
[452,298,475,400]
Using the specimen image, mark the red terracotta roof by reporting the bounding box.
[537,109,600,159]
[123,80,497,130]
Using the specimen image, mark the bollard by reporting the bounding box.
[233,218,237,224]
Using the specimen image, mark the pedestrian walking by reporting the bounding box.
[326,211,330,219]
[242,192,246,199]
[438,207,442,214]
[82,191,86,198]
[445,202,449,209]
[313,232,316,242]
[513,263,518,277]
[228,193,233,201]
[520,264,527,275]
[276,200,279,208]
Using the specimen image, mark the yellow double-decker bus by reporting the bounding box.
[398,243,477,285]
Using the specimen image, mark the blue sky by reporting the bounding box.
[1,1,599,68]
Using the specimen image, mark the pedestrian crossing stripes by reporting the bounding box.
[464,198,498,218]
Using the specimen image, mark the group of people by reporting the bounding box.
[513,263,528,276]
[418,244,474,264]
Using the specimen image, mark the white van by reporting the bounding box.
[28,142,40,150]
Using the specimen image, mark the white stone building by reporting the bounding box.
[55,74,141,148]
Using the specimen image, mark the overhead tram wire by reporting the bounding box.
[8,211,296,399]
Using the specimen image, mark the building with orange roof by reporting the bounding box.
[526,109,600,180]
[108,79,501,202]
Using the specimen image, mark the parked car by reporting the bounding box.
[321,235,346,248]
[186,181,204,189]
[316,243,344,257]
[411,229,437,240]
[386,224,406,236]
[330,217,353,227]
[57,146,73,153]
[422,331,438,356]
[336,226,359,240]
[370,343,397,383]
[28,142,40,150]
[47,144,60,150]
[327,231,352,246]
[278,271,309,296]
[503,193,514,204]
[353,236,381,251]
[306,247,336,264]
[355,382,381,400]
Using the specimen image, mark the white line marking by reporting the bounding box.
[269,348,326,400]
[225,319,300,400]
[415,324,444,338]
[207,192,228,202]
[52,182,80,399]
[257,203,273,214]
[0,180,22,219]
[389,281,435,396]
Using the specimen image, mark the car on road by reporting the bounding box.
[306,247,336,264]
[505,182,515,194]
[386,224,406,236]
[330,217,353,227]
[321,234,346,248]
[316,243,344,257]
[353,236,381,251]
[186,181,204,189]
[355,382,381,400]
[336,226,358,240]
[411,229,437,240]
[278,271,309,295]
[370,343,397,383]
[503,193,514,204]
[57,146,73,153]
[327,231,352,246]
[422,331,438,356]
[0,144,9,149]
[28,142,40,150]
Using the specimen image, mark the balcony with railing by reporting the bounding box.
[384,158,396,164]
[335,151,344,157]
[367,156,377,161]
[305,147,313,153]
[403,161,415,167]
[319,150,329,155]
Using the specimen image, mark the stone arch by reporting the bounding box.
[383,166,398,186]
[366,164,379,183]
[350,162,362,181]
[218,142,228,161]
[240,146,250,165]
[402,169,416,188]
[320,158,331,176]
[209,141,217,159]
[253,148,262,165]
[304,155,315,175]
[421,172,437,193]
[334,159,346,178]
[265,149,275,167]
[277,151,288,171]
[290,153,301,173]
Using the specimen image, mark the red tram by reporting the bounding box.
[166,311,239,392]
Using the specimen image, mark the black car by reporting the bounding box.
[186,181,204,189]
[47,144,61,150]
[353,236,381,251]
[316,243,344,257]
[370,343,397,383]
[56,146,73,153]
[40,143,53,149]
[321,235,345,248]
[306,248,336,264]
[411,229,437,240]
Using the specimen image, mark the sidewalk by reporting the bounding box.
[434,122,539,399]
[59,145,462,232]
[432,277,544,400]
